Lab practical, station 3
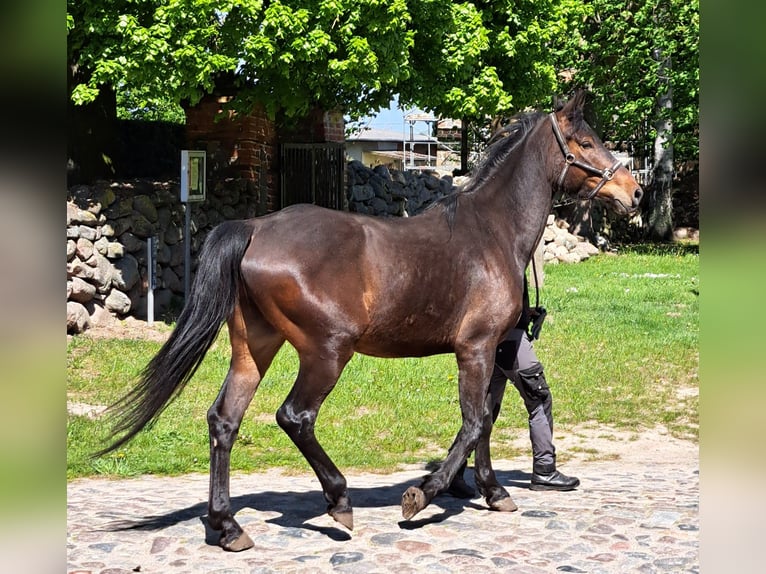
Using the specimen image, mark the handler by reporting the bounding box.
[448,275,580,496]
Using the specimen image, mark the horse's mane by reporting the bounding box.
[462,111,546,193]
[428,109,546,229]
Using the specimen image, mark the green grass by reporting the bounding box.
[533,244,699,438]
[67,245,698,479]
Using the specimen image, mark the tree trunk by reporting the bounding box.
[646,50,674,240]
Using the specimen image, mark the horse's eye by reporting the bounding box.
[579,140,593,149]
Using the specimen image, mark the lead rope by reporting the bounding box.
[528,253,547,340]
[530,254,541,309]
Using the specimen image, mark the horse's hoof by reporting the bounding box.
[330,509,354,531]
[327,495,354,530]
[401,486,428,520]
[489,496,518,513]
[220,530,254,552]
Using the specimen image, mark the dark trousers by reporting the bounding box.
[491,328,556,472]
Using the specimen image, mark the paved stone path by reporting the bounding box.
[67,445,698,574]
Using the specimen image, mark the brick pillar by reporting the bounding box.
[322,110,346,143]
[184,96,279,213]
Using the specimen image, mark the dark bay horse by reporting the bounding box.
[102,92,642,551]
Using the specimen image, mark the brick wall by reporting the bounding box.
[280,107,346,144]
[185,96,278,213]
[323,110,346,143]
[184,98,345,213]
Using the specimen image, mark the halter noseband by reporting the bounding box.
[549,113,623,200]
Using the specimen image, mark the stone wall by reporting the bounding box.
[66,178,265,334]
[346,161,454,216]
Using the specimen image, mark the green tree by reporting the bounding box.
[562,0,699,239]
[67,0,417,180]
[68,0,415,121]
[116,89,186,123]
[399,0,587,171]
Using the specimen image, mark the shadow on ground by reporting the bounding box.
[104,468,533,545]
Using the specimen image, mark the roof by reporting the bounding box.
[371,150,436,162]
[347,127,436,143]
[405,112,437,122]
[438,118,462,130]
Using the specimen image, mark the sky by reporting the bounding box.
[349,95,433,136]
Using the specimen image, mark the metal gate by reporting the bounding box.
[281,143,346,210]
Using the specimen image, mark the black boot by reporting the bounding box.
[446,462,476,499]
[530,466,580,491]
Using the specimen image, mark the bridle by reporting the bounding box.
[549,112,623,200]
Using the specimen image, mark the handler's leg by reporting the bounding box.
[512,333,579,491]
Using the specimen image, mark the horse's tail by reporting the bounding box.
[97,219,254,457]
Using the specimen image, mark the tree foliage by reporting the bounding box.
[68,0,698,170]
[68,0,414,120]
[400,0,588,122]
[69,1,698,142]
[561,0,699,163]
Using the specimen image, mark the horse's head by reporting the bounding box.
[550,93,643,215]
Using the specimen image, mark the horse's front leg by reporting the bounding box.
[401,347,496,519]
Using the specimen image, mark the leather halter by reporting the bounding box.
[549,113,624,200]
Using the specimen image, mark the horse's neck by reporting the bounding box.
[471,138,554,269]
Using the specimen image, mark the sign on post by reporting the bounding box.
[181,150,207,202]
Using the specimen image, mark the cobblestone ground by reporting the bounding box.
[67,442,698,574]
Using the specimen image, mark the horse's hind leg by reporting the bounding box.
[207,306,284,552]
[276,347,354,530]
[472,370,517,512]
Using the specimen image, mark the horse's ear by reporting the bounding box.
[566,90,587,112]
[558,90,590,123]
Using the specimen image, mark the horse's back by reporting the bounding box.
[250,203,374,242]
[237,205,389,331]
[244,203,443,262]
